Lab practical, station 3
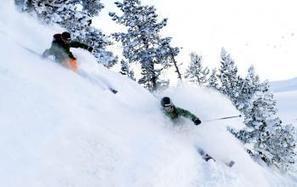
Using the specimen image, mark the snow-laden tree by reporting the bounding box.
[15,0,34,11]
[245,84,295,170]
[81,27,118,68]
[228,66,262,143]
[109,0,179,91]
[233,81,296,171]
[207,68,219,89]
[19,0,117,67]
[80,0,104,17]
[120,60,135,80]
[216,50,296,171]
[185,52,210,85]
[218,48,243,105]
[22,0,104,16]
[236,66,261,112]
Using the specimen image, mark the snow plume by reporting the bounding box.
[0,3,296,187]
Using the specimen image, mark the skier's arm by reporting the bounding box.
[176,107,201,125]
[70,41,93,52]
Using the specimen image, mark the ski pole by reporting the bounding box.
[204,114,242,122]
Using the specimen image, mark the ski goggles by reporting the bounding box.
[164,104,174,112]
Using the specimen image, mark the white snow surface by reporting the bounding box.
[274,90,297,125]
[269,78,297,124]
[270,77,297,93]
[0,2,296,187]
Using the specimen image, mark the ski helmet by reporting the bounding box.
[161,97,172,107]
[61,32,71,40]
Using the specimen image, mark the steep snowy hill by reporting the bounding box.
[274,90,297,124]
[268,78,297,124]
[270,77,297,93]
[0,2,296,187]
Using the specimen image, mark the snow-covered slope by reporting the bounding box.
[0,2,296,187]
[269,78,297,124]
[270,77,297,93]
[274,90,297,124]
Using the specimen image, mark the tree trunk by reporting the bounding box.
[170,48,182,80]
[150,62,157,91]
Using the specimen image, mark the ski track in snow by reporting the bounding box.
[0,2,296,187]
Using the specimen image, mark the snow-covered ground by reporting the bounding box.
[271,77,297,93]
[274,90,297,124]
[270,78,297,125]
[0,2,296,187]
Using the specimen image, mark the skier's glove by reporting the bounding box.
[193,118,201,125]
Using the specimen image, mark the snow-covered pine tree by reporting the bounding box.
[109,0,179,91]
[185,52,209,85]
[215,48,296,171]
[80,0,104,17]
[238,81,296,171]
[228,66,262,143]
[19,0,117,67]
[81,27,118,68]
[218,48,242,106]
[236,66,261,113]
[120,60,135,80]
[207,68,219,89]
[16,0,35,12]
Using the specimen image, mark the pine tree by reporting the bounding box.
[20,0,117,67]
[120,60,135,80]
[216,50,296,171]
[81,0,104,17]
[207,68,219,90]
[185,52,209,85]
[236,66,260,112]
[81,27,118,68]
[237,81,296,171]
[15,0,38,12]
[109,0,179,91]
[228,66,262,143]
[218,48,242,105]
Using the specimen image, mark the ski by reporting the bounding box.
[197,148,235,168]
[20,45,118,94]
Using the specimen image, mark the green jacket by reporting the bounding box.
[163,106,199,122]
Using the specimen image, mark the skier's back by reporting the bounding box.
[42,32,93,72]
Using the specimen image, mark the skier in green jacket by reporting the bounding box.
[160,97,235,167]
[160,97,201,125]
